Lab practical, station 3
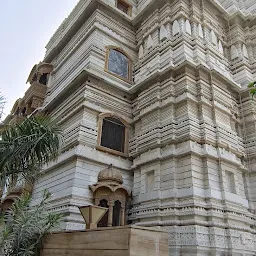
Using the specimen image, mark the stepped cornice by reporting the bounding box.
[45,0,256,62]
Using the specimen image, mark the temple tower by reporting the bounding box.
[2,0,256,255]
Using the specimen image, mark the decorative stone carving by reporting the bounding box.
[210,30,217,45]
[37,62,54,75]
[218,40,224,54]
[139,44,144,58]
[198,24,204,38]
[231,45,239,59]
[242,44,249,58]
[98,166,123,184]
[160,25,168,41]
[172,20,180,36]
[9,1,256,256]
[147,34,153,49]
[185,20,192,35]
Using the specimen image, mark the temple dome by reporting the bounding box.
[98,165,123,184]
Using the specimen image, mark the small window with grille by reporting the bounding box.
[101,117,126,153]
[116,0,131,15]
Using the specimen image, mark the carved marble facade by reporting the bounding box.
[3,0,256,255]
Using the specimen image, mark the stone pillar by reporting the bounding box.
[95,198,100,206]
[108,201,114,227]
[121,205,126,226]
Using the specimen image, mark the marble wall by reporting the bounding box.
[28,0,256,254]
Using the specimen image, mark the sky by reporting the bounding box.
[0,0,79,119]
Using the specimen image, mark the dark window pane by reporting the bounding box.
[101,117,125,152]
[112,200,121,226]
[108,49,129,79]
[98,199,109,227]
[39,73,48,85]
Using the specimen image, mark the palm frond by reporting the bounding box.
[248,81,256,98]
[0,191,62,256]
[0,114,63,179]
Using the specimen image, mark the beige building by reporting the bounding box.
[2,0,256,255]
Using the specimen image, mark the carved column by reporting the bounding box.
[108,201,114,227]
[121,204,126,226]
[95,198,100,206]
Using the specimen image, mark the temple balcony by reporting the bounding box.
[23,81,47,109]
[9,115,25,125]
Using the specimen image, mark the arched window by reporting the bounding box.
[97,114,129,156]
[105,46,132,82]
[172,20,180,36]
[39,73,48,85]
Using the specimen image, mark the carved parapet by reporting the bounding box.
[9,115,25,125]
[23,82,47,106]
[30,97,44,109]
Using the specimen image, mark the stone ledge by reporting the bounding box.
[41,225,168,256]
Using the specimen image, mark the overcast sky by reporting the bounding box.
[0,0,79,119]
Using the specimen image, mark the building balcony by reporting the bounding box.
[24,82,47,108]
[9,114,25,125]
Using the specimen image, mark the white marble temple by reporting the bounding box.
[23,0,256,255]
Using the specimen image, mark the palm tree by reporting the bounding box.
[0,190,62,256]
[0,94,63,256]
[248,81,256,98]
[0,114,62,193]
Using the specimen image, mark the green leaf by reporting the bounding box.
[0,190,62,256]
[0,114,63,179]
[248,81,256,88]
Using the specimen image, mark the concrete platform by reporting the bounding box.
[40,225,168,256]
